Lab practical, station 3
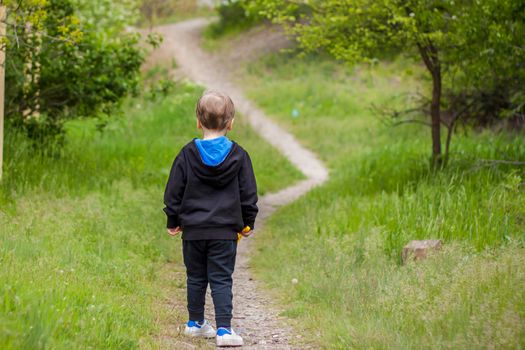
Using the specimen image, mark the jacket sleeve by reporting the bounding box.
[163,151,187,228]
[239,152,259,229]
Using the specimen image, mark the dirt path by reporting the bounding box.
[150,18,328,349]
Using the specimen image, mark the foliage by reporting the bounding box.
[3,0,145,141]
[243,51,525,348]
[205,0,263,39]
[72,0,140,34]
[138,0,212,27]
[246,0,525,163]
[439,0,525,149]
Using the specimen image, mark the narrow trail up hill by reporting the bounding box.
[151,18,329,349]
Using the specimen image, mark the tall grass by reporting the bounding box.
[0,81,301,349]
[242,53,525,348]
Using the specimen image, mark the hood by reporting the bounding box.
[194,136,233,166]
[185,140,243,188]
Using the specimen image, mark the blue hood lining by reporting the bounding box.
[194,136,233,166]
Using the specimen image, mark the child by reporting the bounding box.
[163,90,258,347]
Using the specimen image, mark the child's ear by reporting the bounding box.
[227,118,235,131]
[196,119,202,129]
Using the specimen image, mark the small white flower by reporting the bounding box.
[291,278,299,284]
[409,12,415,17]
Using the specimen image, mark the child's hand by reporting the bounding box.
[240,226,252,237]
[167,227,182,236]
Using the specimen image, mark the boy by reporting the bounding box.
[163,90,258,347]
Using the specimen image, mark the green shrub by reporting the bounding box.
[205,0,263,39]
[4,0,145,140]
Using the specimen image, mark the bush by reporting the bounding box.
[4,0,145,141]
[443,76,525,131]
[205,0,262,39]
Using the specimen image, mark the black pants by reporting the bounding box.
[183,239,237,328]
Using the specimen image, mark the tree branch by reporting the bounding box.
[391,119,432,127]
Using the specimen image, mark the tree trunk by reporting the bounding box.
[0,6,6,181]
[430,67,442,165]
[417,41,442,166]
[445,123,453,164]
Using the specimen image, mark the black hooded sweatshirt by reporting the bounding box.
[163,140,258,240]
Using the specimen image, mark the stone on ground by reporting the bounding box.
[402,239,442,263]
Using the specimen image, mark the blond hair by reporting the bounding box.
[195,90,235,130]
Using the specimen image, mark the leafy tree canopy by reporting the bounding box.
[246,0,525,162]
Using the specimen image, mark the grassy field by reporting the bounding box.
[240,53,525,348]
[0,81,301,349]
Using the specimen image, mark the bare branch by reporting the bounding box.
[390,119,432,127]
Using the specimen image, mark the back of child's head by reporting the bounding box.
[196,90,235,130]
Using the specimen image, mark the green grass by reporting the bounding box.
[146,7,215,27]
[202,21,255,51]
[0,81,301,349]
[201,10,264,51]
[138,1,215,28]
[242,53,525,348]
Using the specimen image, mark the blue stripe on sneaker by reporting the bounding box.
[217,327,232,336]
[187,320,203,328]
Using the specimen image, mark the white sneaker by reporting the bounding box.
[216,327,243,347]
[183,320,216,338]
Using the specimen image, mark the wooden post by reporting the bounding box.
[0,6,6,181]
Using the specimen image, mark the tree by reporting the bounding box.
[2,0,145,141]
[246,0,525,165]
